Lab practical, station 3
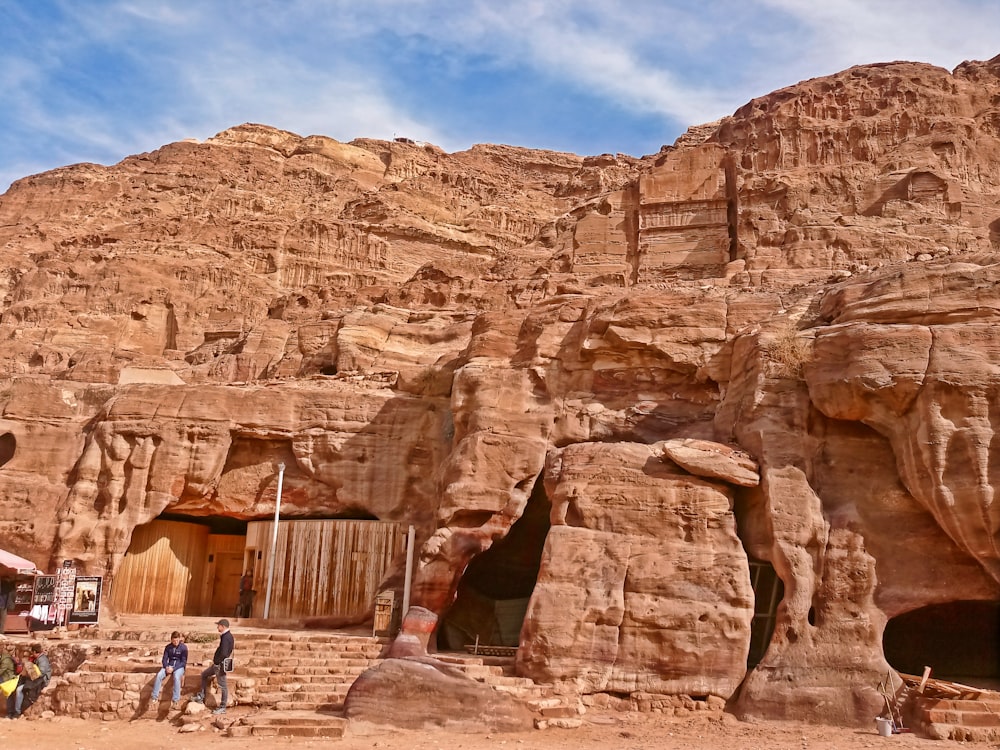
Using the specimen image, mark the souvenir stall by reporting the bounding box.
[0,548,43,634]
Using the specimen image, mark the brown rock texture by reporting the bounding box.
[344,657,535,732]
[3,54,1000,728]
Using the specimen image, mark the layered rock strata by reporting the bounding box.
[2,55,1000,728]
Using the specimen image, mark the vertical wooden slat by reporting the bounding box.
[111,520,209,615]
[115,519,404,618]
[246,519,405,619]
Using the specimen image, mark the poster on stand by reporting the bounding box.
[68,576,102,625]
[54,562,77,627]
[32,576,55,605]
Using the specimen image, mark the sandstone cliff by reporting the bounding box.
[2,54,1000,727]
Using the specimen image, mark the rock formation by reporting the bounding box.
[2,54,1000,727]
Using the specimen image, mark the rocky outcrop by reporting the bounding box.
[3,55,1000,730]
[518,441,753,698]
[344,657,535,731]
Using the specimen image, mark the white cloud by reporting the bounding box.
[757,0,1000,73]
[1,0,999,192]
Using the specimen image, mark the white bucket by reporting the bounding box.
[876,717,894,737]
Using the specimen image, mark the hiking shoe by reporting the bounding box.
[190,694,204,704]
[170,701,179,710]
[212,707,227,715]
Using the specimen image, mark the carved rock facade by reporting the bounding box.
[2,55,1000,727]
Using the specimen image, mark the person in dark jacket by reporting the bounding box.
[150,631,188,706]
[190,619,234,714]
[9,642,51,718]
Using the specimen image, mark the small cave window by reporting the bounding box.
[0,433,15,468]
[748,558,784,669]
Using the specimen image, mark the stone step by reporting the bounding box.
[242,657,374,667]
[268,681,354,694]
[256,689,349,703]
[922,708,1000,727]
[921,698,1000,713]
[229,710,348,738]
[85,629,383,648]
[258,670,358,687]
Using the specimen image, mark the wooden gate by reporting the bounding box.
[110,520,210,615]
[245,519,405,619]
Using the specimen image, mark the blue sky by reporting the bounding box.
[2,0,999,193]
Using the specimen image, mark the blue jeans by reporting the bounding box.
[10,677,45,716]
[151,666,185,701]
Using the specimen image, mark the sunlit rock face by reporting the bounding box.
[517,441,754,698]
[3,55,1000,727]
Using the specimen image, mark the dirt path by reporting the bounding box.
[0,711,969,750]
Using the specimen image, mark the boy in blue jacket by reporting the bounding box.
[151,631,188,707]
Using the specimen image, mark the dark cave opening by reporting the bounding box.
[157,511,249,535]
[747,557,784,669]
[0,432,15,468]
[437,476,551,650]
[883,600,1000,682]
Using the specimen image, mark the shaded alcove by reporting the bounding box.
[437,477,551,650]
[159,511,249,535]
[0,432,15,467]
[747,558,784,669]
[732,486,785,670]
[883,600,1000,680]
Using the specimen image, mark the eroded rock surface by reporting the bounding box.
[3,55,1000,728]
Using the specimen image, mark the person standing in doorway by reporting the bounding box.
[150,631,187,708]
[190,619,234,714]
[237,570,254,618]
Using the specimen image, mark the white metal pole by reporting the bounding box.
[402,524,415,618]
[263,462,285,619]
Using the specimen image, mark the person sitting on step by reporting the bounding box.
[150,630,188,708]
[8,643,51,719]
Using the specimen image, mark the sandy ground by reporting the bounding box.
[0,710,974,750]
[0,619,973,748]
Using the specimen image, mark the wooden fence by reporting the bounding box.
[111,518,406,619]
[246,519,405,619]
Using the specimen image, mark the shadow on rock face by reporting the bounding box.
[344,656,534,732]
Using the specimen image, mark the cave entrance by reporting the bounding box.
[437,477,551,652]
[112,512,406,621]
[883,600,1000,684]
[748,557,783,669]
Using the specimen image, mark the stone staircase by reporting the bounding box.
[911,695,1000,741]
[889,672,1000,742]
[25,627,581,735]
[41,629,387,730]
[436,652,586,727]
